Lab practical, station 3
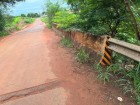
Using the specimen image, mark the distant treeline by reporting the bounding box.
[21,13,40,18]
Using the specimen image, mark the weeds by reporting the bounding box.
[137,97,140,105]
[96,64,112,84]
[24,18,35,24]
[59,34,140,103]
[98,71,112,84]
[41,17,52,28]
[95,52,140,103]
[60,37,74,48]
[0,16,35,37]
[76,48,90,63]
[116,78,133,94]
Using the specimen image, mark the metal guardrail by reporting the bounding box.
[53,24,140,64]
[108,38,140,62]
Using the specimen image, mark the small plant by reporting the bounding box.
[96,64,113,84]
[116,78,133,94]
[137,96,140,105]
[76,48,90,63]
[95,63,103,72]
[133,64,140,96]
[60,37,74,48]
[98,70,112,84]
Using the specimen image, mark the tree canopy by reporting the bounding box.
[66,0,140,40]
[45,1,61,28]
[27,13,40,18]
[0,0,24,32]
[0,0,24,5]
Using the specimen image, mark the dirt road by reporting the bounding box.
[0,19,135,105]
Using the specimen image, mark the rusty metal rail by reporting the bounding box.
[108,38,140,62]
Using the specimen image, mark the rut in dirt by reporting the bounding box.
[0,80,63,104]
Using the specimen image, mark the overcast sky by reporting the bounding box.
[9,0,46,16]
[9,0,68,16]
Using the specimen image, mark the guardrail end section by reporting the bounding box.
[100,36,112,66]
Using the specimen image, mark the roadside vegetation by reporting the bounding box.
[24,17,35,24]
[0,0,40,37]
[0,15,35,37]
[0,0,22,36]
[60,37,74,48]
[95,53,140,104]
[41,17,51,28]
[0,13,36,37]
[76,48,90,64]
[42,0,140,104]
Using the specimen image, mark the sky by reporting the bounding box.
[9,0,68,16]
[9,0,46,16]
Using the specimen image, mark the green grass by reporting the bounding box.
[6,17,22,31]
[0,16,35,37]
[41,17,52,28]
[60,37,74,48]
[0,17,22,37]
[95,52,140,103]
[13,17,22,25]
[76,48,90,63]
[96,63,113,84]
[41,17,47,23]
[24,17,35,24]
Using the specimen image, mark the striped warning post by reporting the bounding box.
[100,36,112,66]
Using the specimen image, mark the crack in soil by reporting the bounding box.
[0,80,63,104]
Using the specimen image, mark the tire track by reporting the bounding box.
[0,80,63,104]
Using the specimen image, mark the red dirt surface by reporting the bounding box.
[0,19,136,105]
[46,26,136,105]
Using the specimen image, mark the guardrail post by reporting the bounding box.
[100,36,112,66]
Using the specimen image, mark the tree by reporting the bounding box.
[45,1,61,28]
[21,14,26,17]
[66,0,126,36]
[27,13,40,18]
[27,13,31,17]
[42,12,46,15]
[124,0,140,40]
[0,10,5,31]
[66,0,140,40]
[0,0,24,33]
[0,0,24,6]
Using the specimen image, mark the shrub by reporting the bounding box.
[12,17,22,26]
[0,31,9,37]
[41,17,52,28]
[60,37,74,48]
[24,18,35,24]
[53,10,79,29]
